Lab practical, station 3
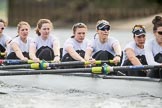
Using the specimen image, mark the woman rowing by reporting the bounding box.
[84,20,122,66]
[29,19,60,62]
[145,16,162,78]
[0,18,11,59]
[6,21,32,60]
[61,23,89,62]
[121,25,147,76]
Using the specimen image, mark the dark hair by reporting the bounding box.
[152,16,162,32]
[17,21,30,32]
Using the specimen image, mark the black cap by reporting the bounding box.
[132,25,146,36]
[96,20,110,30]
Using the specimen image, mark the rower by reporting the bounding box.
[145,16,162,78]
[29,19,61,62]
[121,25,148,77]
[6,21,32,61]
[61,23,89,65]
[84,20,122,67]
[0,18,11,59]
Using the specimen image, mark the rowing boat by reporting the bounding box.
[0,69,161,97]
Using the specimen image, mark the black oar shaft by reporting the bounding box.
[0,63,40,70]
[111,65,162,72]
[0,59,34,65]
[48,61,85,67]
[0,64,31,70]
[0,68,92,76]
[0,60,110,70]
[47,60,113,68]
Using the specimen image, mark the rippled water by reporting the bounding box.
[0,74,162,108]
[0,28,161,108]
[0,85,162,108]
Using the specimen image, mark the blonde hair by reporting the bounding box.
[0,18,8,27]
[35,19,53,36]
[17,21,30,32]
[72,23,87,34]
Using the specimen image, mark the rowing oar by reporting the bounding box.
[0,59,35,65]
[0,64,162,76]
[46,60,114,68]
[0,60,114,70]
[0,59,113,66]
[0,63,40,70]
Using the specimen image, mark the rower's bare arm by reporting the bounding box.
[53,40,60,62]
[11,43,27,60]
[84,48,93,61]
[29,43,39,62]
[126,48,142,65]
[66,46,85,62]
[113,43,122,64]
[113,43,122,56]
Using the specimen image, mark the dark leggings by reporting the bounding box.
[147,53,162,78]
[61,50,85,68]
[0,44,6,59]
[36,46,54,61]
[122,55,147,77]
[61,50,85,62]
[6,52,29,59]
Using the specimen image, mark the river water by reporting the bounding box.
[0,27,161,108]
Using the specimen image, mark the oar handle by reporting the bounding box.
[0,63,40,70]
[93,60,114,65]
[0,52,5,57]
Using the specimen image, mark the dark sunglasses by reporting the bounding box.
[100,26,110,31]
[0,27,4,30]
[157,31,162,35]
